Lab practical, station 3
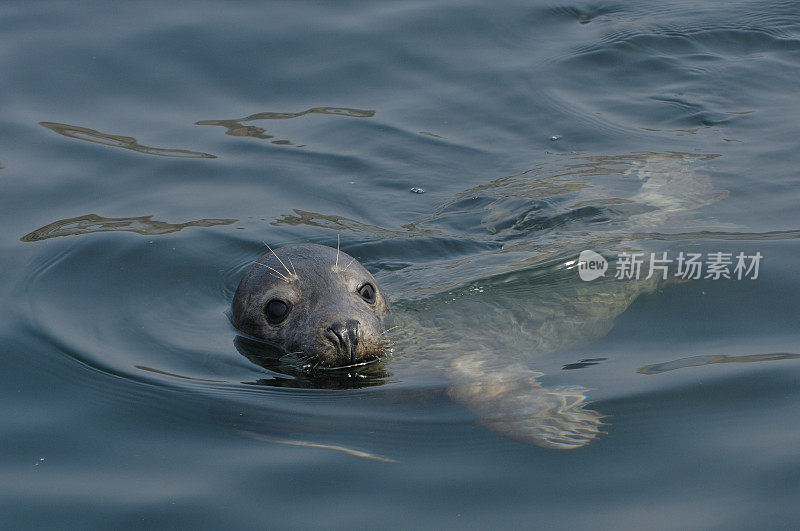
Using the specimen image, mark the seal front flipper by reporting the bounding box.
[446,351,604,449]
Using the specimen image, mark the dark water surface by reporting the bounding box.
[2,1,800,528]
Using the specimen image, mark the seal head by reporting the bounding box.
[231,244,389,368]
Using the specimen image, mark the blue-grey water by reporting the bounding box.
[2,1,799,528]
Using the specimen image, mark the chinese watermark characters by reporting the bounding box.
[576,250,762,281]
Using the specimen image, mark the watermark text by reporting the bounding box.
[575,250,762,281]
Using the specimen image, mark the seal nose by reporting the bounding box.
[325,319,361,364]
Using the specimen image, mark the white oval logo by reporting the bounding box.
[578,250,607,281]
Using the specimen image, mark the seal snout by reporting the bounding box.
[325,319,362,365]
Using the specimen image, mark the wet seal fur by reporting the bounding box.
[231,243,389,369]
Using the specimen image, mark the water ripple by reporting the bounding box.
[639,352,800,375]
[196,106,375,145]
[40,122,216,158]
[20,213,237,241]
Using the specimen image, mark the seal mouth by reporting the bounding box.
[286,330,386,370]
[314,357,381,371]
[321,322,387,369]
[316,346,384,369]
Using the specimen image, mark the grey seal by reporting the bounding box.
[230,241,607,449]
[231,153,729,449]
[231,243,389,368]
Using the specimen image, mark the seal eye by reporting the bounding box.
[265,299,290,324]
[358,283,376,304]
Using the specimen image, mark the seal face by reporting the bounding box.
[231,244,389,368]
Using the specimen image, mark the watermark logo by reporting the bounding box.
[577,250,608,281]
[575,250,762,281]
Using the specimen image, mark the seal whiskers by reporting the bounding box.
[262,241,298,281]
[341,256,356,273]
[252,261,292,283]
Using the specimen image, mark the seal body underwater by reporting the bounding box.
[231,241,606,449]
[231,243,389,368]
[231,154,728,449]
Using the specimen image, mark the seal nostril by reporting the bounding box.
[344,319,361,347]
[325,323,344,347]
